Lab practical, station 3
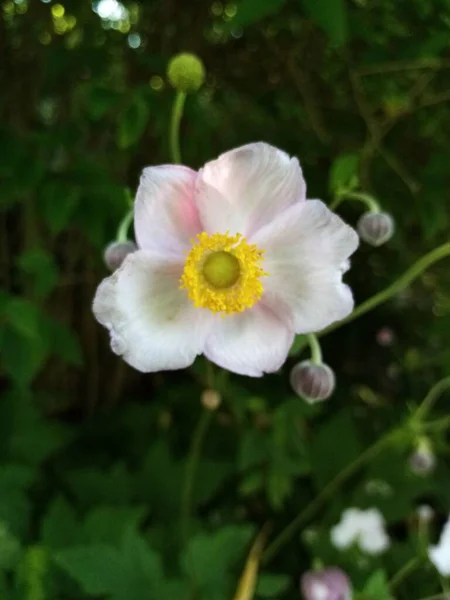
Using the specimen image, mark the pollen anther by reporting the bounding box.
[180,232,267,314]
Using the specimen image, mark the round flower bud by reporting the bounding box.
[376,327,395,347]
[290,361,335,403]
[301,567,352,600]
[167,53,205,93]
[409,439,436,476]
[201,389,221,411]
[357,212,395,246]
[417,504,434,523]
[103,241,137,272]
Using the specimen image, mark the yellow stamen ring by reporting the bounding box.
[180,232,267,314]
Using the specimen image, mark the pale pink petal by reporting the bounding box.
[93,250,213,372]
[195,142,306,236]
[134,165,201,256]
[204,304,294,377]
[251,200,359,333]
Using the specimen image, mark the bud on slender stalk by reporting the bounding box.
[103,241,137,272]
[290,361,335,403]
[409,439,436,476]
[357,212,395,247]
[167,53,205,92]
[301,567,352,600]
[201,389,221,411]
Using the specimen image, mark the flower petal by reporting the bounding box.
[93,250,212,372]
[204,304,294,377]
[251,200,359,333]
[195,142,306,236]
[134,165,201,256]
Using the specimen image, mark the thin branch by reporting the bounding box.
[357,58,450,77]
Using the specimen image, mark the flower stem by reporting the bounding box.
[330,190,381,212]
[389,556,422,590]
[181,408,213,545]
[116,209,134,242]
[306,333,322,364]
[322,242,450,337]
[414,376,450,422]
[170,91,187,164]
[262,429,399,564]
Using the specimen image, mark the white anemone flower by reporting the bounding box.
[429,515,450,575]
[331,507,390,555]
[93,143,358,376]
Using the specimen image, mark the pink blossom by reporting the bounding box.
[93,143,358,376]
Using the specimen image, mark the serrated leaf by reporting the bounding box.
[41,496,80,549]
[310,408,362,489]
[117,94,150,149]
[84,506,148,546]
[41,315,83,366]
[329,152,360,194]
[17,247,59,300]
[362,569,392,600]
[66,463,134,508]
[55,544,125,595]
[301,0,348,46]
[39,181,80,235]
[0,464,35,536]
[182,525,255,595]
[256,573,291,597]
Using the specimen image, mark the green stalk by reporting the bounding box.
[262,429,399,564]
[116,209,134,242]
[322,242,450,336]
[306,333,322,364]
[170,91,187,164]
[330,190,381,212]
[180,408,213,544]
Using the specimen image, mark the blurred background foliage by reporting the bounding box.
[1,0,450,598]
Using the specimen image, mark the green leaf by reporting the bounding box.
[39,181,80,235]
[1,296,42,339]
[301,0,348,46]
[0,465,35,536]
[1,390,73,465]
[0,324,48,386]
[84,506,148,546]
[289,334,308,356]
[116,93,150,149]
[136,440,183,519]
[86,86,121,120]
[55,544,126,595]
[310,408,362,489]
[256,573,291,597]
[41,315,83,366]
[66,463,134,508]
[17,247,59,300]
[41,496,80,549]
[227,0,287,28]
[329,152,360,194]
[182,525,255,596]
[362,569,392,600]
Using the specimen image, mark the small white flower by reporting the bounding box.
[428,515,450,575]
[331,508,390,555]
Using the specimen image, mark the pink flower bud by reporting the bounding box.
[301,567,352,600]
[357,212,394,246]
[103,241,137,271]
[376,327,395,347]
[290,361,335,403]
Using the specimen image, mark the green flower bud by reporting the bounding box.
[167,53,205,93]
